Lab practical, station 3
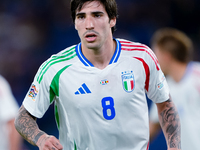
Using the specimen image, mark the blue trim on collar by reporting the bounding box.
[75,39,121,67]
[109,39,121,64]
[75,43,94,67]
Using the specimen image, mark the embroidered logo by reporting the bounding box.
[157,75,165,90]
[121,71,135,92]
[100,79,109,85]
[28,84,39,101]
[75,83,91,95]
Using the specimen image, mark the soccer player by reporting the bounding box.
[0,75,22,150]
[14,0,181,150]
[149,28,200,149]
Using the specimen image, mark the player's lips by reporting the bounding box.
[84,31,98,42]
[85,33,97,42]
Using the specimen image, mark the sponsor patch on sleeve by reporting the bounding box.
[157,75,166,90]
[28,84,39,101]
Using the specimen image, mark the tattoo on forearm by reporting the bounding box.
[160,99,181,149]
[14,106,43,146]
[34,131,45,144]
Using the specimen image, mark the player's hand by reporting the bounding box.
[36,134,63,150]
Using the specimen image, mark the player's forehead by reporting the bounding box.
[76,1,106,14]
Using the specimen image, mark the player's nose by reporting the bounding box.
[85,16,94,30]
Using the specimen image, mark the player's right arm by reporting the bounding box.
[156,98,181,150]
[14,105,63,150]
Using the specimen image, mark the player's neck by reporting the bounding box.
[82,39,116,70]
[168,61,187,82]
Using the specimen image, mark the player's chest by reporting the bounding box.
[58,61,147,99]
[57,63,147,120]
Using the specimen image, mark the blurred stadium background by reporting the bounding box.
[0,0,199,149]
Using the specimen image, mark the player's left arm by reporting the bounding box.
[156,97,181,150]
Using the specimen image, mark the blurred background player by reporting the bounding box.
[149,27,200,150]
[0,75,22,150]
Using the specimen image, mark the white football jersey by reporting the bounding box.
[149,61,200,150]
[0,75,19,150]
[23,38,169,150]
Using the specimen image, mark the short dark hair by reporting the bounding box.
[70,0,118,34]
[151,28,193,63]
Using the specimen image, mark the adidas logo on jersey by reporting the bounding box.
[75,83,91,95]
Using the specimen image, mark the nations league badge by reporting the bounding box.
[28,84,39,101]
[121,71,135,92]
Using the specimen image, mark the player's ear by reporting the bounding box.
[110,17,116,28]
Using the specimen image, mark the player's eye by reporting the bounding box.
[76,13,85,20]
[77,15,85,20]
[95,14,101,18]
[93,12,103,18]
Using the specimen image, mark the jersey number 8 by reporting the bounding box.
[101,97,116,120]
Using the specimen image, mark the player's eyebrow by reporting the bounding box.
[76,11,104,17]
[76,12,85,17]
[92,11,104,15]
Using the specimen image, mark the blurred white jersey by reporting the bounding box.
[149,61,200,150]
[0,75,19,150]
[23,38,169,150]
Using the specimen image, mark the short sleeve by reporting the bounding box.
[23,66,53,118]
[145,51,170,103]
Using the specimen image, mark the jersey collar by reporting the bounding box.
[75,38,121,67]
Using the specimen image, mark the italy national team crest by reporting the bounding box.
[121,71,135,92]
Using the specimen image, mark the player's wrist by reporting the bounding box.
[35,132,48,147]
